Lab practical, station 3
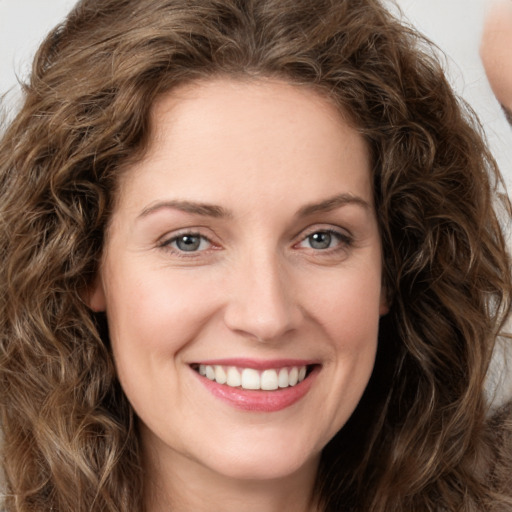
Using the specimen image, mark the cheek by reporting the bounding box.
[312,267,382,423]
[105,266,220,376]
[304,263,383,343]
[105,267,223,422]
[305,263,381,381]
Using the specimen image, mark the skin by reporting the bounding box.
[90,78,387,512]
[481,0,512,122]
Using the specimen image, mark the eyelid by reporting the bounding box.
[158,228,220,255]
[296,224,353,242]
[293,225,354,253]
[156,224,353,258]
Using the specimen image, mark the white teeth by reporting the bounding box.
[196,364,309,390]
[241,368,260,390]
[278,367,289,388]
[205,366,215,380]
[226,366,241,387]
[261,369,279,390]
[214,365,227,384]
[288,367,299,386]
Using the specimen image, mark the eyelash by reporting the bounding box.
[296,228,353,252]
[159,231,215,257]
[158,227,353,257]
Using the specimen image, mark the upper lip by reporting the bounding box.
[189,358,319,370]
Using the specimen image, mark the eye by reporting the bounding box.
[298,229,350,250]
[307,231,335,250]
[164,233,212,252]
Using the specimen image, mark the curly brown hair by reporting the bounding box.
[1,0,511,510]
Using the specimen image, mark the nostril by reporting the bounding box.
[222,266,303,341]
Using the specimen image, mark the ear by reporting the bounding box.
[87,274,107,312]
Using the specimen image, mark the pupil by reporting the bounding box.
[310,232,331,249]
[177,235,200,251]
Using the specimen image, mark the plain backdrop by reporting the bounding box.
[1,0,511,405]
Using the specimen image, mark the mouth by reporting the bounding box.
[190,363,317,391]
[189,359,320,411]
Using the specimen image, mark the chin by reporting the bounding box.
[194,433,322,482]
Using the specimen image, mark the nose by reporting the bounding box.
[223,253,303,342]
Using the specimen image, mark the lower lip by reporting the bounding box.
[193,367,319,412]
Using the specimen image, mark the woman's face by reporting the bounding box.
[91,79,387,485]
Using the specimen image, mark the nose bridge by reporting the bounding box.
[223,246,301,342]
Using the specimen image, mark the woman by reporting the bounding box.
[1,0,511,510]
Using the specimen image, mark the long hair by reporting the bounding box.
[1,0,511,510]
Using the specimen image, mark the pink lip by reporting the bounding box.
[191,357,318,370]
[190,361,320,412]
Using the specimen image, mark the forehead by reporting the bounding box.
[116,78,372,214]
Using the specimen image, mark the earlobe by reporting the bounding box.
[87,274,107,312]
[379,287,390,316]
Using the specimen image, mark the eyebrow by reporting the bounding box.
[137,193,370,220]
[138,200,231,219]
[296,193,371,217]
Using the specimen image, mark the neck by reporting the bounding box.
[143,442,321,512]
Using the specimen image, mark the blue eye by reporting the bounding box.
[299,230,349,250]
[167,234,211,252]
[308,232,334,250]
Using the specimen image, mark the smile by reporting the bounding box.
[190,360,319,412]
[194,364,308,390]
